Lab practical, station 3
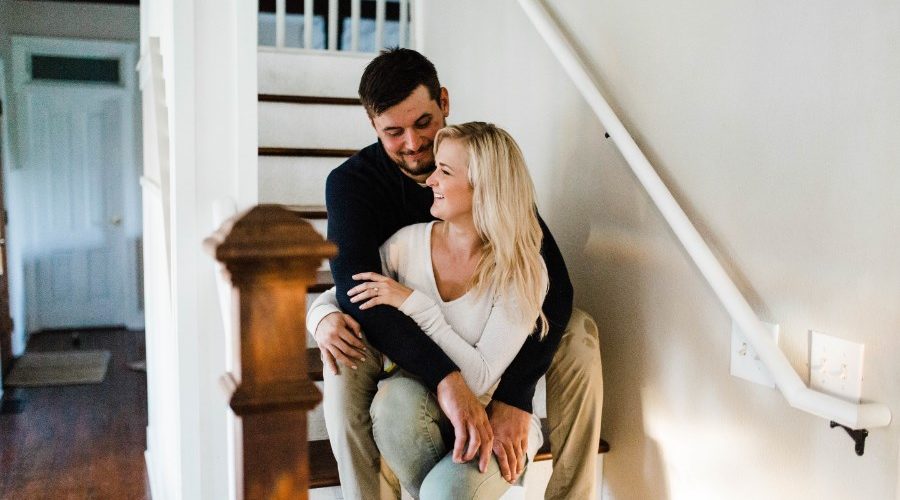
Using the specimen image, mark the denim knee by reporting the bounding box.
[370,376,448,496]
[370,376,431,442]
[419,455,511,500]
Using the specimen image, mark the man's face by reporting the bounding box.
[370,85,449,182]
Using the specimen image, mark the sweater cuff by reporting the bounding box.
[398,289,436,324]
[306,302,342,337]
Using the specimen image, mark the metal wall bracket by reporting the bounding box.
[830,421,868,456]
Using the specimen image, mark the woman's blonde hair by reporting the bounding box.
[434,122,549,338]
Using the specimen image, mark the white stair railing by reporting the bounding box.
[262,0,414,53]
[517,0,891,431]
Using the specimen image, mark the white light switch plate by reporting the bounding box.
[808,330,864,403]
[730,321,780,388]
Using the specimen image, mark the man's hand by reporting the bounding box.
[314,312,366,375]
[436,372,493,473]
[488,401,531,484]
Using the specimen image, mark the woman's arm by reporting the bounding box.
[348,272,536,397]
[399,291,533,396]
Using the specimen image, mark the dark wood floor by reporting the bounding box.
[0,330,149,500]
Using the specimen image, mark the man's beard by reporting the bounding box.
[397,157,436,178]
[395,143,436,178]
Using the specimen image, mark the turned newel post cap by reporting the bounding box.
[204,204,336,267]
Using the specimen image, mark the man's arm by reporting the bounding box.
[327,166,493,470]
[489,216,573,483]
[325,167,458,390]
[491,216,573,411]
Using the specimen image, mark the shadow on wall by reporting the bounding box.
[540,107,672,499]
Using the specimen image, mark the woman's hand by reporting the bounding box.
[348,272,413,310]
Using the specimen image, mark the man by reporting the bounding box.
[308,48,602,499]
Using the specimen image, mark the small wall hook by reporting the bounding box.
[830,421,868,456]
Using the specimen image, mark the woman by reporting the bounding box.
[312,122,547,499]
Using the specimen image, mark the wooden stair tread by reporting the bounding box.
[309,439,341,489]
[259,147,358,158]
[304,347,609,488]
[309,270,334,294]
[259,94,361,106]
[286,205,327,219]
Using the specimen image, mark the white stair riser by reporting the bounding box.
[259,156,345,206]
[258,50,372,97]
[259,101,372,149]
[309,218,328,238]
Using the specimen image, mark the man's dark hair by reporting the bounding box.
[358,47,442,117]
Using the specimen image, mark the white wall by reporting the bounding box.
[141,0,257,498]
[0,0,142,351]
[423,1,900,499]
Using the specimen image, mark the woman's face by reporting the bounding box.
[427,138,473,222]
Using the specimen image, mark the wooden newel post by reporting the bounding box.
[205,205,336,500]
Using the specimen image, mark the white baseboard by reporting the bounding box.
[145,428,164,500]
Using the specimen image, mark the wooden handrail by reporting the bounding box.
[205,204,336,500]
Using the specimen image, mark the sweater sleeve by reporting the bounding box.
[399,290,534,397]
[306,287,341,336]
[326,168,459,390]
[490,216,573,412]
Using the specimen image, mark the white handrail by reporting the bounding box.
[517,0,891,430]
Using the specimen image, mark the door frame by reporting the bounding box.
[0,57,10,393]
[9,36,143,334]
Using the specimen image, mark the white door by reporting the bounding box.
[20,85,128,329]
[12,37,139,332]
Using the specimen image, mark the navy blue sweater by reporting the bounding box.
[325,141,573,412]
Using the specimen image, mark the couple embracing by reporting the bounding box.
[306,48,603,500]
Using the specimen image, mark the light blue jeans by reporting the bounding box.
[369,374,520,499]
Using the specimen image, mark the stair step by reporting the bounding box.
[286,205,328,219]
[259,94,361,106]
[258,51,371,97]
[258,102,370,149]
[259,147,358,158]
[309,439,341,489]
[258,156,338,207]
[306,413,609,489]
[310,270,335,294]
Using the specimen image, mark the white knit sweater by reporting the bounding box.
[307,221,546,456]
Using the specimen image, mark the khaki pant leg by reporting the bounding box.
[322,336,400,500]
[545,308,604,500]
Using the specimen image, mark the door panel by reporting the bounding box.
[22,86,127,330]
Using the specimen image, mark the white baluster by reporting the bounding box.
[375,0,386,50]
[350,0,361,52]
[275,0,286,48]
[410,0,420,50]
[304,0,314,49]
[328,0,338,51]
[399,0,409,48]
